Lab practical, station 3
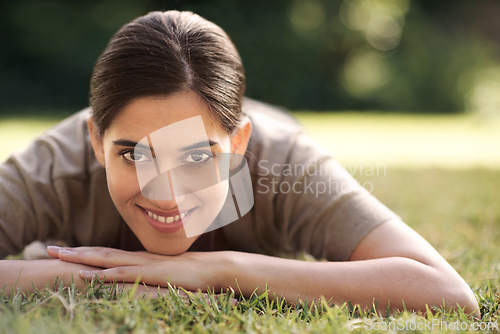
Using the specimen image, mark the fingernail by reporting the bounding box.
[59,249,73,255]
[79,270,96,278]
[47,246,62,252]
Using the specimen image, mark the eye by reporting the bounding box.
[183,151,213,164]
[121,150,151,163]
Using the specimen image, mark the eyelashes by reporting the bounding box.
[182,151,213,164]
[118,149,214,166]
[119,149,152,163]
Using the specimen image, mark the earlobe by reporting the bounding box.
[230,119,252,156]
[86,116,106,167]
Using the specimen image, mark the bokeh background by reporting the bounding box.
[2,0,500,114]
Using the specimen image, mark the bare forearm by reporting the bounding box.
[218,252,479,314]
[0,259,96,296]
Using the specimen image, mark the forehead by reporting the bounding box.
[106,91,223,140]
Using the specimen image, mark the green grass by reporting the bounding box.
[294,111,500,169]
[1,113,499,332]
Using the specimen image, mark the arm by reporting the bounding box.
[218,219,479,315]
[0,259,99,296]
[52,219,479,315]
[0,259,188,299]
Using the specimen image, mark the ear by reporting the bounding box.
[87,116,106,167]
[230,118,252,156]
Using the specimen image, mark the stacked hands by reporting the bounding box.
[46,246,236,304]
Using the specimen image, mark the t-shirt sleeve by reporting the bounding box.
[0,110,122,259]
[272,132,400,261]
[0,136,72,258]
[235,101,401,261]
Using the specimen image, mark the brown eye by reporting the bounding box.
[122,150,151,163]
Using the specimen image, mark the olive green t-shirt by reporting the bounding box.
[0,99,399,261]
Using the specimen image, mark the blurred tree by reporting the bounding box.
[0,0,499,114]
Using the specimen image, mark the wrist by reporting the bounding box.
[50,259,89,288]
[209,251,241,293]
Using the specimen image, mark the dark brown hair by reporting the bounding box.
[90,10,245,135]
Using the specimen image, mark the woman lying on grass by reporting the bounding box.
[0,10,478,315]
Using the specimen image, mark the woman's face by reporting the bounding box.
[88,91,249,255]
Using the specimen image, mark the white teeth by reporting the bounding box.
[146,209,187,224]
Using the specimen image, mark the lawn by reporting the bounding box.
[0,112,499,333]
[294,111,500,169]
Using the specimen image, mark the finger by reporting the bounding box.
[79,265,176,289]
[67,247,164,260]
[79,263,205,292]
[76,247,167,262]
[79,266,155,284]
[61,246,129,255]
[57,247,158,268]
[46,245,63,259]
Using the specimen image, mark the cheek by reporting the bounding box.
[181,180,229,238]
[105,162,141,206]
[200,180,228,207]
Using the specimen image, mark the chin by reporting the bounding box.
[141,239,193,256]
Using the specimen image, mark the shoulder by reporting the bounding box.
[243,98,302,131]
[243,98,303,149]
[2,107,103,201]
[242,98,330,173]
[21,108,101,179]
[244,98,302,156]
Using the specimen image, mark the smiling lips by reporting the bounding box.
[144,208,187,224]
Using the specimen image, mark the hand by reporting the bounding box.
[47,246,223,294]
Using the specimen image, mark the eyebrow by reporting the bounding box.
[112,139,150,150]
[112,139,219,152]
[180,140,218,152]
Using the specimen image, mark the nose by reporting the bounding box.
[141,171,174,201]
[147,197,179,211]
